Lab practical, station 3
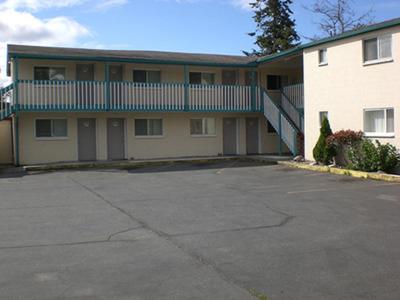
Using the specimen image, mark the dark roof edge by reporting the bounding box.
[258,17,400,64]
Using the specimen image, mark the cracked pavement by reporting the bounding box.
[0,161,400,299]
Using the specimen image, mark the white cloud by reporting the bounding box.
[0,8,91,79]
[95,0,128,11]
[0,0,86,11]
[231,0,251,10]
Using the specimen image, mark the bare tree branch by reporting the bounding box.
[303,0,374,40]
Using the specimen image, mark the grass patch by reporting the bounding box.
[248,288,269,300]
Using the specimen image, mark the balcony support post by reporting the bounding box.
[278,112,282,156]
[14,113,20,166]
[105,63,110,111]
[251,70,256,112]
[13,57,19,112]
[184,65,189,111]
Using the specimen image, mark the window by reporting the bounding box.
[133,70,161,83]
[267,121,276,134]
[364,108,394,137]
[319,111,328,126]
[34,67,66,81]
[190,118,216,136]
[319,49,328,65]
[189,72,215,85]
[35,119,67,138]
[135,119,163,136]
[363,35,392,63]
[267,75,287,90]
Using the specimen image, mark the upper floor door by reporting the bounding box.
[76,64,94,81]
[76,64,94,105]
[222,70,238,85]
[109,65,123,81]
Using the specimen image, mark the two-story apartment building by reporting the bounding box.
[0,17,399,166]
[0,45,302,165]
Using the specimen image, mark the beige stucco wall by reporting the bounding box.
[304,26,400,160]
[16,59,254,85]
[17,112,281,165]
[0,120,12,164]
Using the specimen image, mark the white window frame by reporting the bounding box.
[33,65,67,81]
[190,117,216,137]
[134,118,164,138]
[34,118,68,140]
[132,69,162,84]
[363,34,393,66]
[363,108,395,138]
[318,49,328,66]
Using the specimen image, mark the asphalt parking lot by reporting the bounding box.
[0,161,399,299]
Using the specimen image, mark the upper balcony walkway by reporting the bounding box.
[11,80,263,113]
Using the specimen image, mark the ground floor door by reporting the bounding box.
[223,118,237,155]
[78,118,97,161]
[246,118,259,154]
[107,118,125,160]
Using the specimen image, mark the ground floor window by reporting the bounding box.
[319,111,328,126]
[35,119,67,138]
[135,119,163,136]
[364,108,394,137]
[190,118,216,136]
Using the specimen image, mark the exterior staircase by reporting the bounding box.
[0,84,14,121]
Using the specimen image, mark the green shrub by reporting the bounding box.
[313,117,335,165]
[347,139,400,173]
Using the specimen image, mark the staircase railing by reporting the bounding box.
[281,91,304,132]
[282,83,303,109]
[0,84,14,120]
[263,89,298,156]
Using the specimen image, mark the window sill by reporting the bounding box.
[35,137,68,141]
[191,134,217,138]
[363,58,393,66]
[318,62,328,67]
[134,135,164,139]
[364,133,395,138]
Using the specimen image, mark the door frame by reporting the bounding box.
[76,118,98,161]
[245,117,261,155]
[223,117,239,155]
[107,118,127,160]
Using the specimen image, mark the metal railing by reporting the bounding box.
[281,92,304,132]
[263,90,298,155]
[0,84,14,120]
[17,80,260,112]
[282,83,304,109]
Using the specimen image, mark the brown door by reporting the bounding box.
[107,118,125,160]
[76,64,94,106]
[222,70,237,85]
[246,118,259,154]
[223,118,237,155]
[78,118,97,161]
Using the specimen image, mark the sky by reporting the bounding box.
[1,0,400,81]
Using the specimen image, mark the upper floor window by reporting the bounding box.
[364,108,394,137]
[363,35,392,63]
[135,119,163,136]
[133,70,161,83]
[189,72,215,85]
[267,75,287,90]
[35,119,67,138]
[319,49,328,65]
[34,67,65,81]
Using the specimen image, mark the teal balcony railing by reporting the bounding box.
[16,80,262,112]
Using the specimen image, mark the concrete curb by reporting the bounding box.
[23,156,278,173]
[278,161,400,183]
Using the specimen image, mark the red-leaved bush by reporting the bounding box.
[326,130,363,147]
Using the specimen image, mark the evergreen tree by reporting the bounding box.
[313,117,335,165]
[245,0,300,56]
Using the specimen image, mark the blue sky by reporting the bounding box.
[1,0,400,80]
